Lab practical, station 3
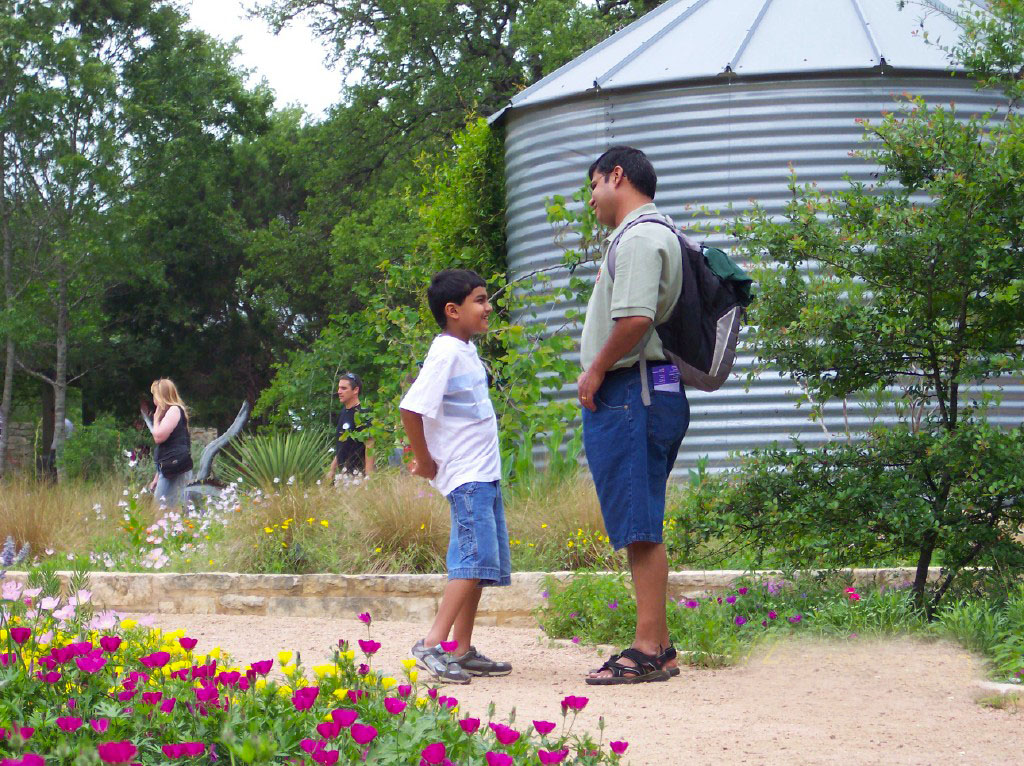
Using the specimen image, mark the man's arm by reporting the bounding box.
[576,315,653,412]
[326,455,338,481]
[364,439,375,476]
[400,408,436,480]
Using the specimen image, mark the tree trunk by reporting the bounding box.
[40,378,54,477]
[912,529,938,617]
[0,128,12,478]
[52,263,68,481]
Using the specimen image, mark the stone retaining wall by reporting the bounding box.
[3,568,937,627]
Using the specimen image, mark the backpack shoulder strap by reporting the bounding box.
[606,214,675,280]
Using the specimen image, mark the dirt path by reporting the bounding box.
[147,614,1020,765]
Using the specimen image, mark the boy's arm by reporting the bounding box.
[399,408,436,480]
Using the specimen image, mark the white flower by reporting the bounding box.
[123,489,129,496]
[45,548,55,556]
[273,477,280,484]
[123,513,131,521]
[39,596,60,611]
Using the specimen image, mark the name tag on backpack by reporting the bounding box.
[651,364,680,393]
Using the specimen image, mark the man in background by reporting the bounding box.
[326,372,374,482]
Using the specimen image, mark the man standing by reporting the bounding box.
[327,372,375,482]
[577,146,689,685]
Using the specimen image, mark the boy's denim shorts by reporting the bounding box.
[446,480,512,586]
[582,365,689,550]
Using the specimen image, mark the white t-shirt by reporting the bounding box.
[399,334,501,497]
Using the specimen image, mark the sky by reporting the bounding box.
[186,0,346,118]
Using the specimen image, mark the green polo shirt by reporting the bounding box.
[579,203,682,371]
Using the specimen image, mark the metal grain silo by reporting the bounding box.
[492,0,1021,472]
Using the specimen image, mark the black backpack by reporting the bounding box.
[606,214,754,394]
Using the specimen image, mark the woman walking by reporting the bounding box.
[146,378,193,508]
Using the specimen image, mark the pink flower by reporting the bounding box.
[357,612,371,625]
[99,636,121,653]
[459,718,480,735]
[76,656,107,674]
[397,684,412,698]
[346,689,365,704]
[768,610,778,620]
[607,600,618,610]
[316,722,342,739]
[357,639,380,656]
[488,723,520,745]
[734,615,748,626]
[848,592,861,601]
[178,637,198,651]
[684,599,699,609]
[844,587,857,593]
[533,720,556,735]
[10,627,30,645]
[249,659,273,675]
[421,743,446,764]
[610,740,629,755]
[300,739,324,755]
[311,750,339,765]
[439,640,458,653]
[96,741,137,764]
[159,698,176,714]
[139,652,169,669]
[538,748,569,764]
[571,636,580,644]
[485,753,513,766]
[726,596,737,604]
[291,686,319,711]
[738,587,748,595]
[41,671,61,684]
[357,663,370,675]
[5,755,45,766]
[349,724,377,745]
[788,615,803,624]
[161,745,183,758]
[89,719,109,733]
[56,717,82,732]
[384,697,407,715]
[331,709,358,728]
[0,653,16,666]
[560,694,588,713]
[141,692,162,705]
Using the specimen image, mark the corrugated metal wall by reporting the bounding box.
[503,75,1022,473]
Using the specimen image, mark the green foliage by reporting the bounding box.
[57,415,124,482]
[934,585,1024,681]
[221,427,333,491]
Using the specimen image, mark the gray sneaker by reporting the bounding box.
[454,646,512,677]
[411,640,471,684]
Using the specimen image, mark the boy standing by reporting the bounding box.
[399,269,512,684]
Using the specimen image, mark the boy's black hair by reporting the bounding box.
[427,269,487,330]
[588,145,657,199]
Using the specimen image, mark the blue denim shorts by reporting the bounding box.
[445,480,512,586]
[582,365,689,550]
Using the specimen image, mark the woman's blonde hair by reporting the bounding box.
[150,378,189,423]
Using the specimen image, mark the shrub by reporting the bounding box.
[221,427,333,491]
[58,415,124,482]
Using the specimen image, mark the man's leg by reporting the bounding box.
[628,541,670,655]
[450,584,483,654]
[424,578,480,647]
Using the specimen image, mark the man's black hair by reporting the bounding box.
[588,145,657,199]
[427,269,487,330]
[339,372,362,393]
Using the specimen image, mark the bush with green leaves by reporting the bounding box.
[221,427,333,490]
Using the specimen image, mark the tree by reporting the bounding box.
[714,0,1024,612]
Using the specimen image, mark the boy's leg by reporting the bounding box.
[424,578,480,647]
[450,583,483,654]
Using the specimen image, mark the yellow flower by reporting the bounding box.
[409,670,418,683]
[208,647,222,659]
[420,523,425,530]
[541,523,548,529]
[121,618,137,630]
[264,527,274,534]
[567,541,574,548]
[307,517,314,524]
[312,664,336,678]
[255,678,267,691]
[277,685,292,697]
[332,688,349,700]
[278,650,293,665]
[380,677,397,690]
[416,697,428,708]
[320,520,329,528]
[374,547,381,553]
[400,658,417,671]
[281,664,298,678]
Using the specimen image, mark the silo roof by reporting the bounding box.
[495,0,985,117]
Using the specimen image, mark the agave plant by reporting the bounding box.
[220,427,333,491]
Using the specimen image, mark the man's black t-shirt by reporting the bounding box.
[335,404,370,474]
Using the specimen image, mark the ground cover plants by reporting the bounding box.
[536,571,1024,682]
[0,573,629,765]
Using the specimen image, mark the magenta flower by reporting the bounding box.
[0,653,16,666]
[726,596,737,604]
[300,739,325,755]
[249,659,273,675]
[311,750,339,765]
[56,717,82,732]
[485,753,513,766]
[734,615,747,626]
[357,663,370,675]
[459,717,480,735]
[738,587,748,595]
[439,640,458,653]
[384,697,407,715]
[67,699,76,710]
[768,610,778,620]
[571,636,580,644]
[538,748,569,764]
[75,656,107,674]
[331,708,358,727]
[292,686,320,711]
[0,726,33,741]
[560,694,588,713]
[89,719,109,733]
[357,639,380,656]
[788,614,803,624]
[194,686,218,704]
[96,741,137,764]
[607,599,618,610]
[10,627,31,645]
[159,698,176,714]
[141,692,162,705]
[848,592,861,601]
[488,723,520,746]
[347,689,365,704]
[316,721,342,739]
[139,651,169,669]
[350,724,378,745]
[610,740,629,754]
[427,688,438,700]
[7,755,45,766]
[684,600,699,609]
[41,671,61,684]
[178,637,198,651]
[397,684,412,698]
[421,743,446,764]
[357,612,371,625]
[533,720,556,735]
